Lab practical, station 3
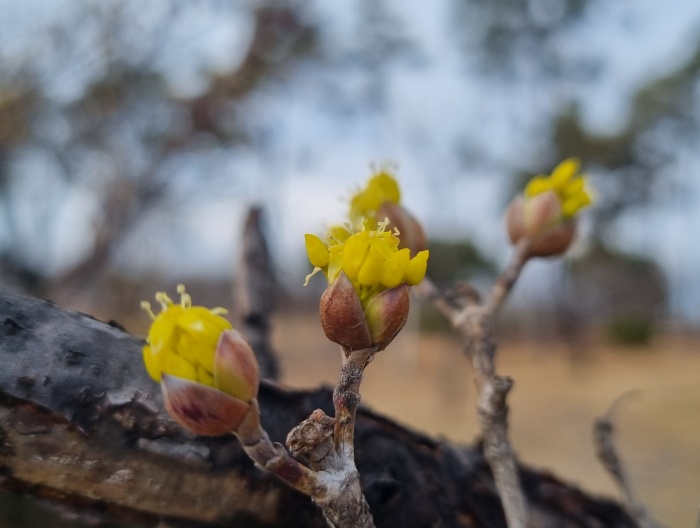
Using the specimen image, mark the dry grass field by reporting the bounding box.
[276,313,700,527]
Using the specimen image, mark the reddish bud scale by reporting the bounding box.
[364,284,410,350]
[161,374,251,436]
[505,195,577,258]
[215,330,260,402]
[319,272,411,351]
[319,273,372,350]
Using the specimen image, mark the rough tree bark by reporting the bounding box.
[0,286,635,528]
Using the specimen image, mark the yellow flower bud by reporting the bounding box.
[506,158,593,258]
[306,172,430,350]
[141,286,260,436]
[319,272,372,350]
[349,169,401,225]
[305,234,330,268]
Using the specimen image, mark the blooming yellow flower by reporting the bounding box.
[306,172,429,349]
[349,168,401,226]
[524,157,592,218]
[141,285,232,387]
[141,286,260,436]
[305,220,429,306]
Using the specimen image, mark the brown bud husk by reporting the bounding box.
[527,222,576,257]
[161,374,251,436]
[319,272,372,349]
[377,202,427,255]
[214,329,260,402]
[505,195,576,258]
[364,284,410,350]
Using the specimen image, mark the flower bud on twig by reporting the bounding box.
[141,286,260,436]
[506,158,591,258]
[305,171,430,351]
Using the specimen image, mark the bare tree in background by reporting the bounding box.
[0,0,316,305]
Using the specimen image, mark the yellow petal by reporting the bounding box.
[562,176,585,197]
[147,306,183,352]
[342,232,370,280]
[177,331,216,375]
[305,234,330,268]
[358,246,385,286]
[366,172,401,206]
[163,353,198,382]
[197,365,215,388]
[550,158,580,190]
[370,237,394,259]
[562,190,592,217]
[327,251,343,283]
[406,250,429,285]
[524,176,551,197]
[328,225,352,244]
[382,248,410,288]
[143,345,164,382]
[177,308,231,344]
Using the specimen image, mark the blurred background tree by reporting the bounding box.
[1,0,700,526]
[2,0,699,334]
[0,0,316,306]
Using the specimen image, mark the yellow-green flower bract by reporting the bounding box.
[524,157,592,218]
[141,285,232,388]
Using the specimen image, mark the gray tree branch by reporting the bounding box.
[594,393,665,528]
[417,239,531,528]
[0,286,636,527]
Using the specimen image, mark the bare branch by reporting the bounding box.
[0,286,638,528]
[594,392,666,528]
[417,239,531,528]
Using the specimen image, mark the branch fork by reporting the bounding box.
[418,239,531,528]
[231,346,377,528]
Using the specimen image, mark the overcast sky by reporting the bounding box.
[3,0,700,321]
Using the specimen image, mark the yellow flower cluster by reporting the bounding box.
[349,169,401,226]
[141,285,231,387]
[305,220,429,305]
[524,158,592,218]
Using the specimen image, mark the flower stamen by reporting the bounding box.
[155,291,173,311]
[177,283,192,308]
[140,301,156,320]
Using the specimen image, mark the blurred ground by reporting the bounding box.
[276,312,700,528]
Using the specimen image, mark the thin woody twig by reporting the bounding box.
[234,348,377,528]
[284,346,377,528]
[235,400,325,498]
[594,392,665,528]
[417,238,531,528]
[333,347,376,458]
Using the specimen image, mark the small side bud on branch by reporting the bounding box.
[505,157,592,258]
[505,195,576,257]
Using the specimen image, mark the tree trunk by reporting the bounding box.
[0,286,633,528]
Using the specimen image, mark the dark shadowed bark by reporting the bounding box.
[233,207,279,381]
[0,286,635,528]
